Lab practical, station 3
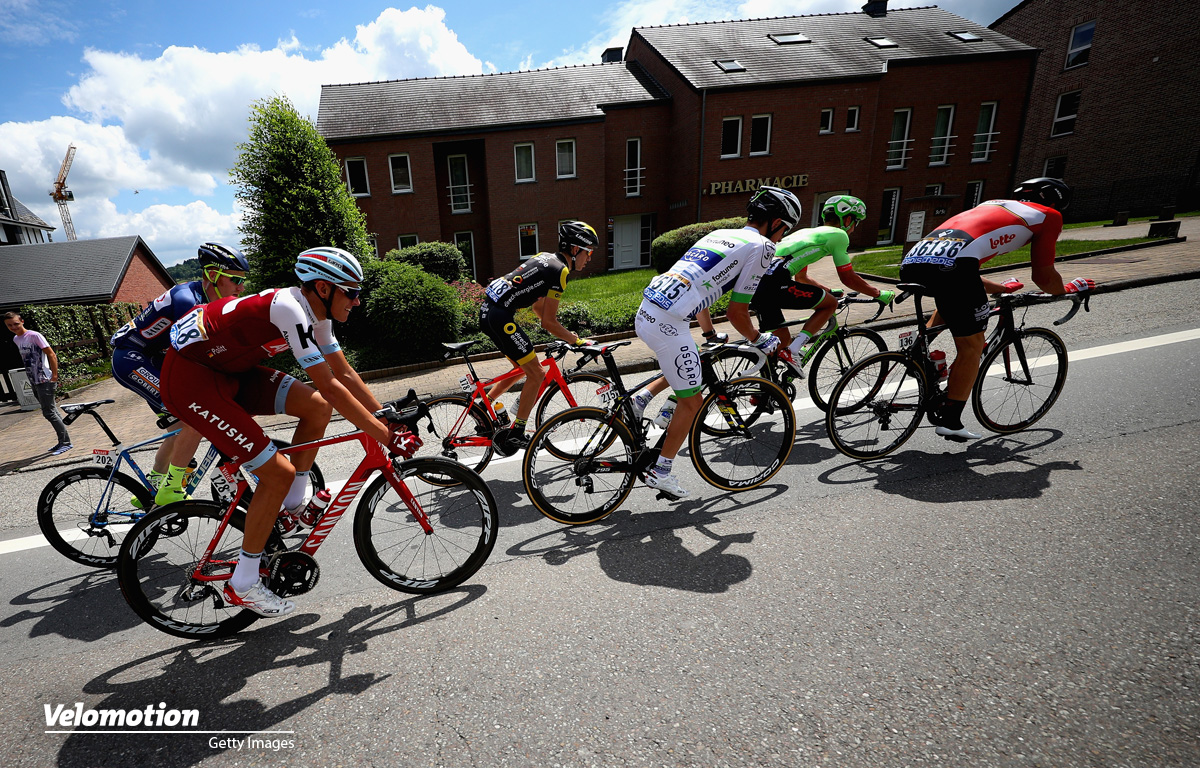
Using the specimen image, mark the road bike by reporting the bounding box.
[824,284,1090,460]
[707,291,890,409]
[116,390,499,639]
[416,339,613,474]
[522,341,795,525]
[36,400,322,568]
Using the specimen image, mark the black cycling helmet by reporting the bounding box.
[746,186,803,236]
[198,242,250,272]
[558,220,599,253]
[1012,177,1073,212]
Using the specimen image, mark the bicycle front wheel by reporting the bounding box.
[116,501,259,639]
[972,328,1068,433]
[38,467,152,568]
[708,347,765,381]
[354,457,499,594]
[807,328,887,411]
[524,407,637,525]
[415,395,494,475]
[826,352,927,460]
[690,376,795,491]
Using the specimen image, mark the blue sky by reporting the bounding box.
[0,0,1016,265]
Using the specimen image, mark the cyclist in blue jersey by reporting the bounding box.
[110,242,248,506]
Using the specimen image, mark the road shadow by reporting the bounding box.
[2,571,143,641]
[54,586,485,767]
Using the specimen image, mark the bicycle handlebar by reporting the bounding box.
[376,389,431,431]
[1052,292,1090,326]
[570,341,632,371]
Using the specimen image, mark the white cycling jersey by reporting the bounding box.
[643,227,775,320]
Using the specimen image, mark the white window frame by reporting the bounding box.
[846,106,861,132]
[886,108,913,169]
[345,157,370,197]
[929,104,956,166]
[454,231,476,280]
[877,187,901,245]
[749,114,772,156]
[1051,91,1081,137]
[514,143,536,183]
[518,223,539,260]
[925,183,944,196]
[555,139,576,179]
[971,102,998,162]
[625,138,643,197]
[367,235,379,258]
[398,234,419,250]
[388,153,413,194]
[964,180,985,209]
[1065,21,1096,70]
[819,108,834,134]
[1043,157,1067,178]
[720,117,742,159]
[448,154,472,213]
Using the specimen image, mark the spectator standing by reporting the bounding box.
[3,311,71,454]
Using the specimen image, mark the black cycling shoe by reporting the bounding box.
[492,427,530,457]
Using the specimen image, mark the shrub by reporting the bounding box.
[18,302,140,390]
[651,217,747,273]
[384,241,467,282]
[450,280,488,335]
[342,261,461,369]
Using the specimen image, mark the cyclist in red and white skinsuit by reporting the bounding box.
[161,247,421,617]
[899,178,1094,439]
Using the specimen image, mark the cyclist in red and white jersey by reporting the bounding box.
[160,247,421,617]
[899,178,1094,439]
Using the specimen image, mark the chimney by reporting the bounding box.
[601,47,623,63]
[862,0,888,17]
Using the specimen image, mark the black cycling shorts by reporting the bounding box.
[898,259,989,337]
[750,260,827,332]
[480,302,536,365]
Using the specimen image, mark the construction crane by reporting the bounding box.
[50,144,77,241]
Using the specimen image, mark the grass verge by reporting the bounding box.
[851,237,1161,279]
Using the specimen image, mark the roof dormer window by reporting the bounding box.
[714,59,746,72]
[865,37,899,48]
[769,33,811,45]
[950,31,982,42]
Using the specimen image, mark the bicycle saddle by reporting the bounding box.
[442,340,478,353]
[60,399,115,414]
[895,283,930,295]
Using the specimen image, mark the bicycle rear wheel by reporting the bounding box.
[690,376,795,491]
[807,328,887,411]
[825,352,927,460]
[414,394,494,477]
[524,407,637,525]
[972,328,1068,433]
[534,372,613,460]
[38,467,152,568]
[707,347,765,381]
[116,501,260,639]
[354,457,499,594]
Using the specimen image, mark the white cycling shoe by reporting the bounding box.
[224,580,296,617]
[935,425,982,440]
[646,471,690,499]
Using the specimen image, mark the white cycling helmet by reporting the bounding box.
[294,247,364,285]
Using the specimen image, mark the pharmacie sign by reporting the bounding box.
[706,175,809,195]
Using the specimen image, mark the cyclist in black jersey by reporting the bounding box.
[481,220,599,454]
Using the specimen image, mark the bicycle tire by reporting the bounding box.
[689,376,795,491]
[37,467,153,568]
[116,500,260,639]
[534,372,614,460]
[414,394,495,477]
[707,347,765,381]
[807,328,887,411]
[825,352,927,460]
[972,328,1068,434]
[353,457,499,594]
[523,406,637,525]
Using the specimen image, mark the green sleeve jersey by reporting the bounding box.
[774,226,852,276]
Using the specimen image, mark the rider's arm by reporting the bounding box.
[534,295,580,345]
[306,362,390,444]
[1030,212,1068,294]
[725,301,759,341]
[325,349,384,415]
[827,229,883,299]
[795,266,835,294]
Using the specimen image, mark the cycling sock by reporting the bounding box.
[653,456,674,476]
[147,470,166,490]
[230,549,262,593]
[632,388,654,411]
[940,398,968,429]
[788,331,812,355]
[512,417,527,432]
[283,470,310,511]
[163,463,187,492]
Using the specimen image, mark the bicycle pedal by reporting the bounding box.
[654,490,681,502]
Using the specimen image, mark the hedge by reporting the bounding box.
[650,216,747,273]
[16,302,141,390]
[385,241,467,283]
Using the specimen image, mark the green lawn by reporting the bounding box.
[563,267,656,301]
[852,237,1160,279]
[1063,211,1198,229]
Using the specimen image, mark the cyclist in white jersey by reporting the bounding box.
[634,186,802,499]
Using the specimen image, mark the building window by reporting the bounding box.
[514,143,535,183]
[1043,157,1068,178]
[950,31,982,42]
[878,188,901,245]
[714,59,746,72]
[1065,21,1095,69]
[865,37,898,48]
[721,117,742,158]
[367,235,378,258]
[846,106,860,132]
[454,231,476,280]
[964,180,985,209]
[556,140,576,179]
[925,183,943,196]
[930,105,955,165]
[345,158,369,196]
[640,214,654,267]
[625,138,643,197]
[749,114,771,155]
[519,223,539,258]
[398,234,419,249]
[1051,91,1081,137]
[819,109,834,134]
[886,109,912,169]
[769,32,810,45]
[388,154,412,193]
[971,102,998,162]
[448,154,472,213]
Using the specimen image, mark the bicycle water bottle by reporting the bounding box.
[653,396,678,429]
[929,350,949,382]
[182,458,198,491]
[494,402,511,427]
[298,488,333,527]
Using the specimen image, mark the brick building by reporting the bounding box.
[318,3,1037,280]
[991,0,1200,220]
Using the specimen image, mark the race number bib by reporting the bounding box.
[485,277,511,302]
[644,271,691,311]
[169,307,207,350]
[903,229,973,267]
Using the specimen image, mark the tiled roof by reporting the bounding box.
[633,6,1035,90]
[9,197,52,229]
[0,236,159,307]
[317,61,670,140]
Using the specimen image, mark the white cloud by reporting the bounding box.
[90,199,242,266]
[0,0,78,45]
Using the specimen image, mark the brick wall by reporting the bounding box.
[113,245,173,305]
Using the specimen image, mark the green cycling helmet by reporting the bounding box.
[821,195,867,229]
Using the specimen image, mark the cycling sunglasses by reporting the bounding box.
[207,269,247,285]
[336,285,362,301]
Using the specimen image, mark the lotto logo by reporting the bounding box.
[990,234,1016,249]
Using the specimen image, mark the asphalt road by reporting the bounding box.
[0,281,1197,768]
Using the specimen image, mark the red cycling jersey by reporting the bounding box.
[904,200,1063,269]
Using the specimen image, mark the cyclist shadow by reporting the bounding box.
[57,586,485,767]
[786,418,840,466]
[819,429,1082,503]
[1,571,144,641]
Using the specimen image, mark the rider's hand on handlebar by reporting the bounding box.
[1000,276,1025,293]
[752,333,780,354]
[574,337,595,347]
[702,330,729,343]
[1065,277,1095,294]
[828,288,845,298]
[875,289,896,306]
[387,423,422,459]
